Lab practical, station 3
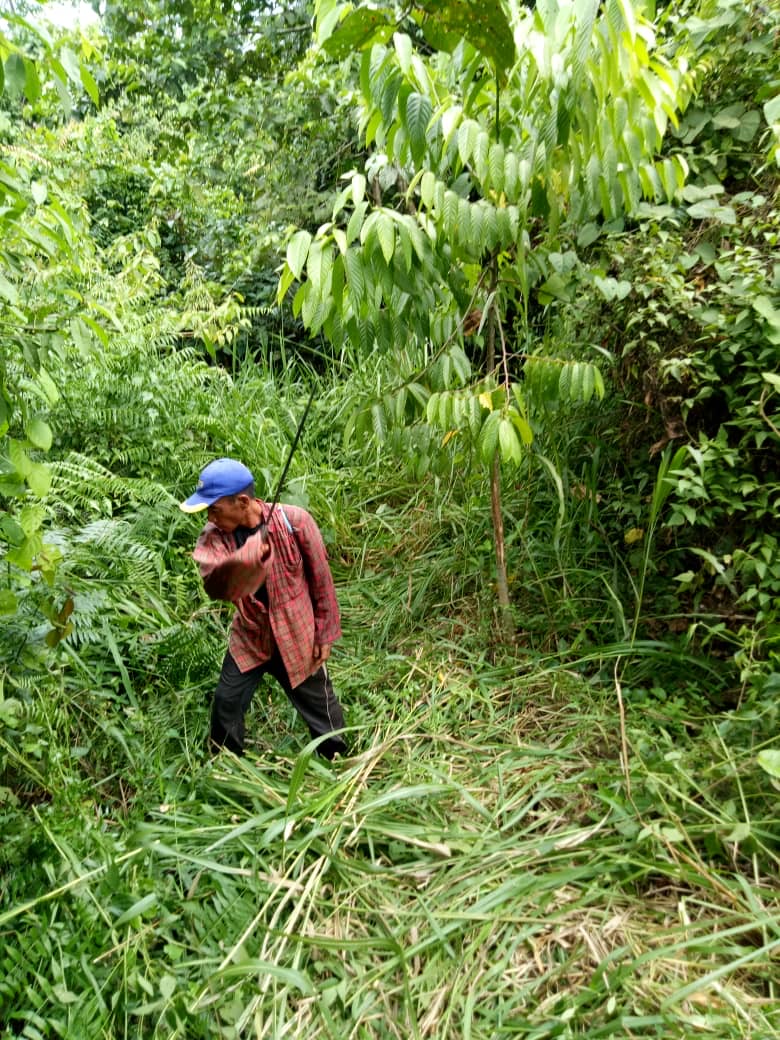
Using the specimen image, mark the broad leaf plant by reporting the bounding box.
[278,0,694,634]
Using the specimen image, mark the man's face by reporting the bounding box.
[207,493,250,533]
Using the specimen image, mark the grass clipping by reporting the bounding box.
[2,660,777,1037]
[113,665,778,1040]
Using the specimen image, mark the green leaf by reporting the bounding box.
[277,264,295,303]
[581,363,595,403]
[376,213,395,264]
[558,363,571,400]
[420,170,436,209]
[27,462,52,497]
[345,249,365,305]
[757,750,780,780]
[458,119,479,166]
[509,410,533,446]
[286,230,312,280]
[538,272,573,304]
[753,296,780,341]
[346,200,367,245]
[686,199,736,224]
[478,409,501,464]
[405,92,432,164]
[0,272,19,305]
[352,173,366,205]
[26,418,53,451]
[394,31,413,75]
[24,58,41,103]
[473,130,490,182]
[324,7,395,60]
[80,63,100,107]
[306,240,332,296]
[114,893,158,927]
[764,95,780,125]
[418,0,516,78]
[594,276,632,302]
[498,417,521,464]
[577,223,600,248]
[4,54,26,96]
[219,960,314,996]
[31,180,47,205]
[371,401,387,442]
[159,974,177,1001]
[0,590,17,616]
[53,72,72,116]
[70,316,94,355]
[59,47,81,85]
[488,143,505,194]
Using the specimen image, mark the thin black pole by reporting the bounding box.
[264,384,317,529]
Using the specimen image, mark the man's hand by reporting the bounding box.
[255,524,271,561]
[312,643,331,665]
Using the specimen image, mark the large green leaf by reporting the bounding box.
[286,230,312,280]
[80,64,100,107]
[765,95,780,125]
[24,57,40,103]
[757,750,780,780]
[417,0,515,77]
[405,91,432,164]
[4,53,26,96]
[26,418,53,452]
[322,6,395,59]
[376,212,395,264]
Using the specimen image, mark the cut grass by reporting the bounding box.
[3,654,776,1039]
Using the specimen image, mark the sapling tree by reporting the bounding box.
[278,0,694,638]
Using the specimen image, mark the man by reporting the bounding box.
[180,457,346,759]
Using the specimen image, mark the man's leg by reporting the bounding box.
[266,651,347,759]
[210,652,265,755]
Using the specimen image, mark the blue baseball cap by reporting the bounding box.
[180,458,254,513]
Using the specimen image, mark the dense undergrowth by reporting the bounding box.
[1,0,779,1036]
[1,651,778,1037]
[1,345,778,1038]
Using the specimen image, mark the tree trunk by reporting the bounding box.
[484,257,514,643]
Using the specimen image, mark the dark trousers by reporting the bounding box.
[210,649,346,759]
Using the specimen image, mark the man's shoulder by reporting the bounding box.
[276,503,312,527]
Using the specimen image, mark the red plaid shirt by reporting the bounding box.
[193,502,341,689]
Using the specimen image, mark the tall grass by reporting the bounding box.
[1,346,777,1038]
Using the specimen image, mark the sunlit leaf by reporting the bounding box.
[286,230,312,280]
[26,418,53,451]
[4,54,26,96]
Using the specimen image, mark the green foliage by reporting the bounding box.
[2,654,778,1038]
[1,6,779,1036]
[99,0,313,97]
[284,0,692,470]
[281,0,693,632]
[319,0,515,77]
[0,14,105,624]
